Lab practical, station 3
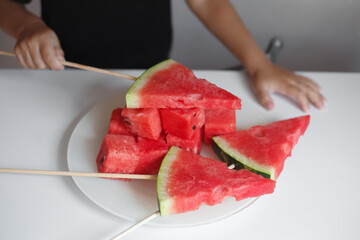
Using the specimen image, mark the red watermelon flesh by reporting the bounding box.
[161,108,205,139]
[157,146,276,216]
[108,108,132,135]
[166,128,202,154]
[121,107,162,140]
[126,59,241,109]
[96,134,139,175]
[135,136,169,174]
[204,109,236,145]
[96,134,169,178]
[211,115,310,180]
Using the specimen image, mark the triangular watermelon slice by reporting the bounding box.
[157,146,276,216]
[211,115,310,180]
[126,59,241,109]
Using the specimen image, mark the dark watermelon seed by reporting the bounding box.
[101,156,105,164]
[125,121,132,125]
[192,125,196,130]
[193,113,197,118]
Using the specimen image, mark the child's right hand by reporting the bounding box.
[14,20,64,70]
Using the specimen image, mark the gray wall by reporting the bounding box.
[1,0,359,71]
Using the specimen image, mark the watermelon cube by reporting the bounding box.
[108,108,132,135]
[135,136,169,174]
[96,134,170,178]
[204,109,236,145]
[160,108,205,139]
[96,134,139,175]
[166,128,202,154]
[121,107,162,140]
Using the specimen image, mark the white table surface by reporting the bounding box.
[0,68,359,240]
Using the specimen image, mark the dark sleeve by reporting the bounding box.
[11,0,32,4]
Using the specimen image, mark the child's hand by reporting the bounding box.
[249,62,326,112]
[14,21,64,70]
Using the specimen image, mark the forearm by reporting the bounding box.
[188,0,325,112]
[0,0,44,39]
[186,0,270,75]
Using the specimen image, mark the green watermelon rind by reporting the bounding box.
[211,136,275,180]
[126,59,177,108]
[157,146,179,216]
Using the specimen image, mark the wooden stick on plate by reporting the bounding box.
[0,50,137,81]
[0,168,157,180]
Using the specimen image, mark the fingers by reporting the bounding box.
[55,47,65,61]
[294,76,326,110]
[14,50,27,69]
[14,39,45,69]
[297,75,321,91]
[252,81,275,110]
[15,44,64,70]
[40,44,64,70]
[13,24,64,70]
[14,47,31,69]
[29,45,47,69]
[250,64,326,112]
[305,85,326,109]
[278,76,326,112]
[279,84,310,112]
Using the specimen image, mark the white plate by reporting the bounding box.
[67,93,267,227]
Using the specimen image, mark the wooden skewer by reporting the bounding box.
[0,50,137,81]
[111,210,161,240]
[0,163,235,180]
[60,60,137,80]
[0,168,157,180]
[0,51,16,57]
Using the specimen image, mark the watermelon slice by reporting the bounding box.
[211,115,310,180]
[161,108,205,139]
[157,146,276,216]
[166,128,202,154]
[121,107,162,140]
[204,109,236,145]
[108,108,132,135]
[126,59,241,109]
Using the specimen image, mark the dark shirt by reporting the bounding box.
[13,0,172,68]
